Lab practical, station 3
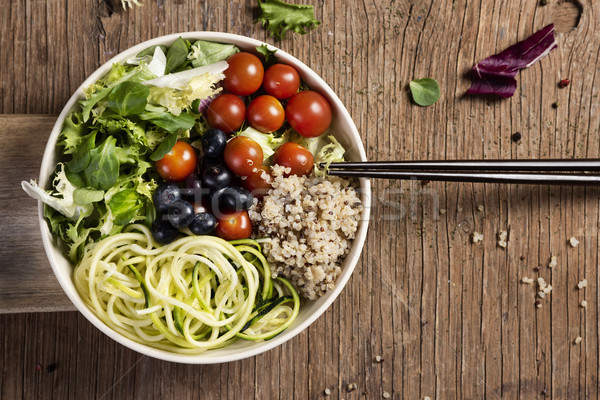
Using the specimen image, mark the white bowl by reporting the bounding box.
[38,32,371,364]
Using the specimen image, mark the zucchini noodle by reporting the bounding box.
[73,224,300,354]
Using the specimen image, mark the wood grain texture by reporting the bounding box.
[1,0,599,399]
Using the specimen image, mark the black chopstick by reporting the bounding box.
[322,159,600,185]
[325,159,600,172]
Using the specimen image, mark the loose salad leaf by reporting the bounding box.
[149,132,178,161]
[67,132,97,173]
[136,45,168,59]
[166,37,190,73]
[144,61,228,89]
[188,40,239,68]
[409,78,440,107]
[108,81,150,117]
[466,24,558,98]
[58,112,87,154]
[84,137,120,190]
[139,105,196,132]
[73,187,105,205]
[147,73,224,116]
[21,164,92,220]
[109,189,144,226]
[256,44,278,65]
[256,0,321,40]
[81,63,157,121]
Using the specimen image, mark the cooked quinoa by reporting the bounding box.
[249,165,363,300]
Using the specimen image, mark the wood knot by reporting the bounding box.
[552,0,583,33]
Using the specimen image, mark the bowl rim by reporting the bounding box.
[38,31,371,364]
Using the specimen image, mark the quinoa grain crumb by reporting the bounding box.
[548,255,557,268]
[522,277,534,284]
[324,388,331,396]
[581,300,588,308]
[569,237,580,248]
[497,230,508,248]
[472,232,484,244]
[578,279,588,289]
[375,355,383,362]
[574,336,582,344]
[382,392,391,399]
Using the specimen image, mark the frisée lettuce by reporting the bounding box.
[22,38,230,262]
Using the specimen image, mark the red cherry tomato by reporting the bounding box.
[215,210,252,240]
[242,166,273,199]
[246,95,285,133]
[263,64,300,99]
[273,142,314,176]
[206,94,246,133]
[224,136,264,177]
[285,91,332,138]
[223,52,264,96]
[155,141,198,182]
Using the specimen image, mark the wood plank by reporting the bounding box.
[0,115,74,313]
[0,0,599,399]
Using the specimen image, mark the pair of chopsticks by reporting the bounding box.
[323,159,600,185]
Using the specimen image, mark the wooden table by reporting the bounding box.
[1,1,597,398]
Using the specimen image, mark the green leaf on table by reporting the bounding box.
[108,81,150,117]
[166,37,190,73]
[256,0,321,40]
[73,187,105,205]
[109,189,144,226]
[84,136,120,190]
[149,131,178,161]
[409,78,440,107]
[188,40,239,68]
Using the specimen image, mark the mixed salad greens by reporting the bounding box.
[23,38,345,263]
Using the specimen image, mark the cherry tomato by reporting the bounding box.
[224,136,264,177]
[206,94,246,133]
[285,91,332,138]
[223,52,264,96]
[242,166,273,199]
[273,142,314,176]
[215,210,253,240]
[246,95,285,133]
[155,141,198,181]
[263,64,300,99]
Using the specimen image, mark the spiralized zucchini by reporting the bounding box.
[73,224,299,354]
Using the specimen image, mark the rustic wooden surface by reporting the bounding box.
[1,0,598,398]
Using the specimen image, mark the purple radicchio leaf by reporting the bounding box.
[466,24,558,98]
[197,95,215,113]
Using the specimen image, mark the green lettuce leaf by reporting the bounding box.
[188,40,239,68]
[256,0,321,40]
[147,73,223,116]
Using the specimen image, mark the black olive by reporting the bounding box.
[200,156,222,172]
[210,186,253,212]
[153,182,181,214]
[167,200,195,229]
[189,212,218,235]
[152,218,179,244]
[201,128,227,157]
[182,173,208,202]
[202,163,232,189]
